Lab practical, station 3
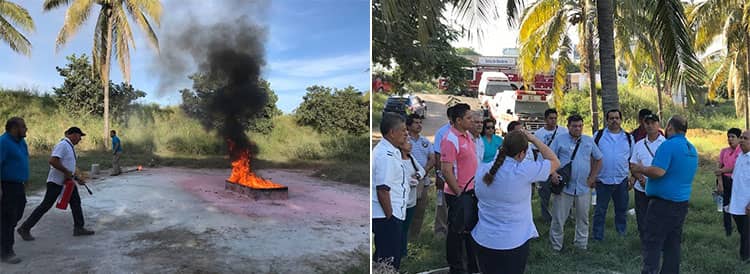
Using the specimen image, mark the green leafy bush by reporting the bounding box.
[295,85,369,135]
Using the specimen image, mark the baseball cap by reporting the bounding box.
[65,127,86,136]
[644,114,660,122]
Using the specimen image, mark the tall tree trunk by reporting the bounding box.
[653,51,664,120]
[585,0,599,131]
[597,0,619,112]
[103,13,113,150]
[745,29,750,130]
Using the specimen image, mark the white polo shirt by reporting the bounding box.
[629,135,666,192]
[534,126,568,146]
[729,151,750,215]
[372,139,409,220]
[47,138,78,185]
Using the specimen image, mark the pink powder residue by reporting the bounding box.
[175,169,369,222]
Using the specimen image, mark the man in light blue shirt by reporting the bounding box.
[406,114,435,239]
[592,109,634,240]
[548,114,603,251]
[631,115,698,274]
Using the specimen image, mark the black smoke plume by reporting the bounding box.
[158,15,268,157]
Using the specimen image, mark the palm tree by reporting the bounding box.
[43,0,162,146]
[614,0,668,118]
[596,0,618,113]
[516,0,600,130]
[690,0,750,129]
[0,0,35,55]
[511,0,702,122]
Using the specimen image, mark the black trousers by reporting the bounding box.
[733,214,750,261]
[722,176,734,234]
[0,182,26,258]
[373,217,403,270]
[445,193,479,274]
[472,236,530,274]
[634,189,649,245]
[21,182,84,231]
[641,197,688,274]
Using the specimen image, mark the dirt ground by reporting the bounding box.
[3,167,368,273]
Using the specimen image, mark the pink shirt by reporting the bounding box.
[719,145,742,177]
[440,126,478,195]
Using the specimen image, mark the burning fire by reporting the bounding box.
[227,141,284,189]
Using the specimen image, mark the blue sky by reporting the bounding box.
[0,0,370,113]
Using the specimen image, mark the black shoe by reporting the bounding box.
[73,227,95,236]
[17,227,35,241]
[1,255,22,264]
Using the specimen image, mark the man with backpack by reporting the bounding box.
[592,109,635,241]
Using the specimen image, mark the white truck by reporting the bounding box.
[488,89,550,133]
[478,72,515,114]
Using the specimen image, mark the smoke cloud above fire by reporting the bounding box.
[155,0,270,155]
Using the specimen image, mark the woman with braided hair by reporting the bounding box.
[470,130,560,274]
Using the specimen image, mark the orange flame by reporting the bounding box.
[227,141,284,189]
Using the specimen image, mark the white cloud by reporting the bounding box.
[268,51,369,77]
[267,71,368,92]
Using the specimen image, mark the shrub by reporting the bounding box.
[295,85,369,135]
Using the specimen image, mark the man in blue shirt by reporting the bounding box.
[110,130,123,176]
[631,115,698,274]
[592,109,634,240]
[0,117,29,264]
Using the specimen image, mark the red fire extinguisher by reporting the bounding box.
[55,179,76,210]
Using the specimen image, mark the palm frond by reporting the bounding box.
[0,16,31,55]
[553,35,572,111]
[54,0,96,50]
[451,0,499,41]
[505,0,524,27]
[42,0,72,11]
[708,53,732,99]
[518,0,559,41]
[650,0,706,87]
[92,5,107,75]
[0,0,35,33]
[125,0,160,51]
[113,5,132,82]
[128,0,162,26]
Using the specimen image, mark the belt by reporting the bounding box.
[647,195,689,205]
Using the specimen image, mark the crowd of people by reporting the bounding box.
[372,104,750,274]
